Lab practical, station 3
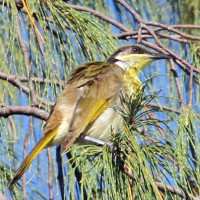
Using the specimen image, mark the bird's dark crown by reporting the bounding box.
[107,45,153,63]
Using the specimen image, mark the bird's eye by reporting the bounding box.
[132,48,138,53]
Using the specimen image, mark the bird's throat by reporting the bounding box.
[123,67,142,95]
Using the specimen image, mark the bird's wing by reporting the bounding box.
[61,97,109,152]
[61,62,124,152]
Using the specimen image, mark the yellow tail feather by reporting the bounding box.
[8,127,59,188]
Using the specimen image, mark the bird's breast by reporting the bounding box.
[77,106,123,144]
[123,67,142,95]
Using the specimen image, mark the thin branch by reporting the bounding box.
[0,72,57,109]
[47,148,54,200]
[188,67,194,107]
[141,24,200,74]
[171,24,200,29]
[56,146,65,200]
[34,28,45,56]
[147,102,181,114]
[136,25,142,44]
[169,59,184,108]
[147,22,200,41]
[19,76,64,87]
[0,105,49,120]
[116,0,200,41]
[16,15,38,106]
[115,31,189,43]
[115,0,145,24]
[0,72,30,94]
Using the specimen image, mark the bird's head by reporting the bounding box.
[107,45,171,74]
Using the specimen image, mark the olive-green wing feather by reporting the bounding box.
[61,97,109,152]
[61,62,124,152]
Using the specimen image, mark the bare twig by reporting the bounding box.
[56,146,65,200]
[15,15,38,106]
[136,25,142,44]
[171,24,200,29]
[0,72,57,109]
[0,105,48,120]
[115,0,145,24]
[34,28,45,56]
[147,22,200,41]
[169,59,184,108]
[0,72,30,94]
[47,148,54,200]
[116,0,200,41]
[188,67,194,107]
[142,25,200,74]
[115,31,188,43]
[0,72,64,87]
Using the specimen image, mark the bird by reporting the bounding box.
[8,44,171,187]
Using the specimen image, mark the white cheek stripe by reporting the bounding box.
[115,60,130,70]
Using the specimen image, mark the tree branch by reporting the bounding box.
[56,146,65,200]
[0,105,48,120]
[0,72,64,87]
[47,148,54,200]
[0,72,30,94]
[16,15,38,106]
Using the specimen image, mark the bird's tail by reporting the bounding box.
[8,127,59,188]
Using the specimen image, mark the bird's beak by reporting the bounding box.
[148,53,172,60]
